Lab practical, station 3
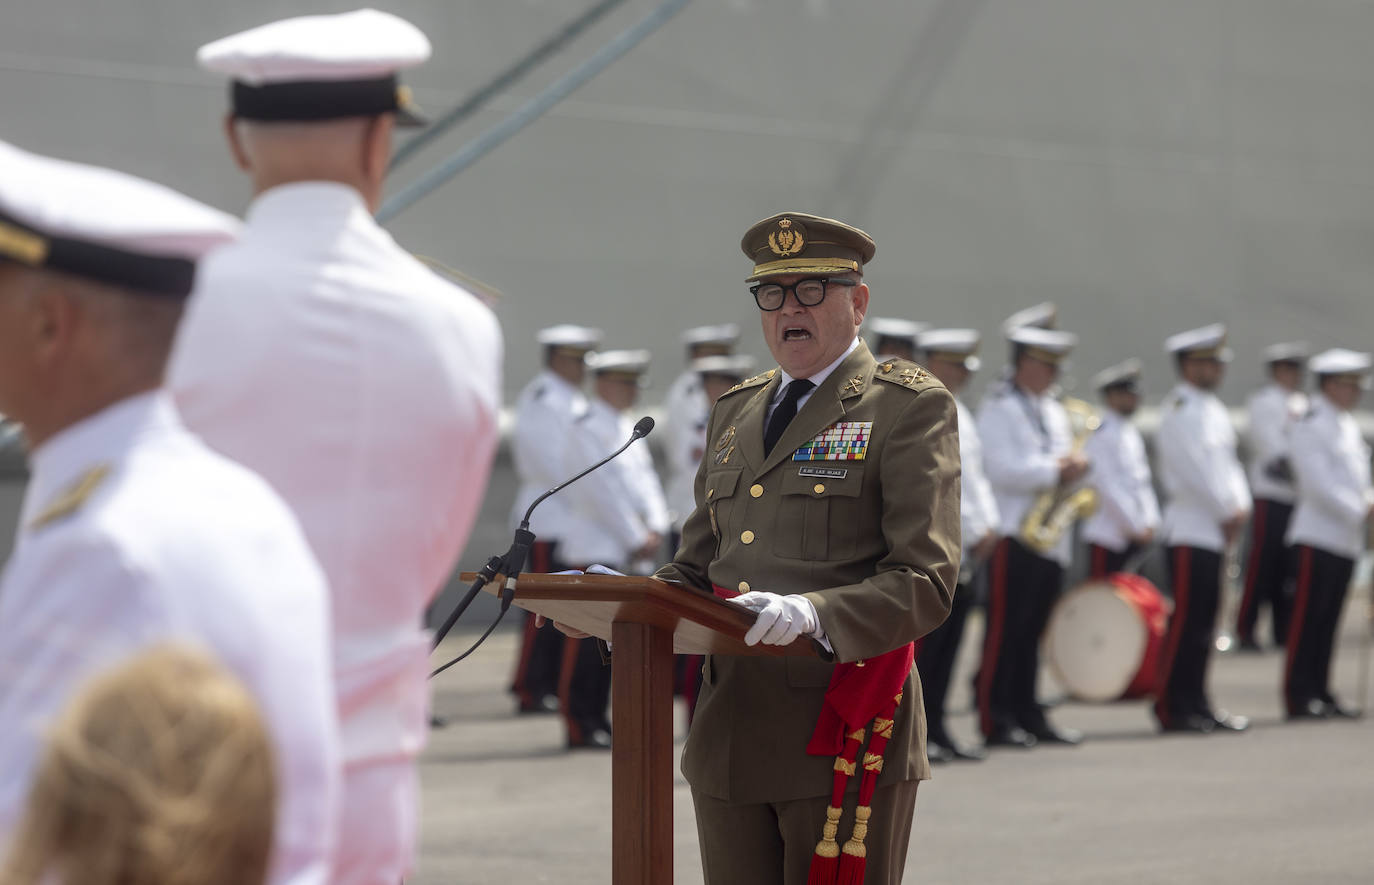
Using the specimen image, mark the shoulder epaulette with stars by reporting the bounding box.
[722,368,777,397]
[29,464,112,532]
[873,358,941,393]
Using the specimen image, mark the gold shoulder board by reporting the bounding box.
[29,464,112,531]
[723,368,778,397]
[874,359,938,392]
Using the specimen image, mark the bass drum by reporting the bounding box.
[1046,573,1171,702]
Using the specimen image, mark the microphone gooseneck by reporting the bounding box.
[430,416,655,674]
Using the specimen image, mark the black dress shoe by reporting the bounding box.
[926,742,955,764]
[985,726,1037,749]
[1029,725,1083,746]
[568,727,612,750]
[518,694,562,715]
[947,741,988,762]
[1159,713,1214,734]
[1208,710,1249,732]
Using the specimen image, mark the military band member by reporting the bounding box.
[561,349,670,747]
[508,325,602,715]
[976,326,1086,748]
[867,317,927,363]
[915,328,995,763]
[1083,359,1160,578]
[1282,349,1373,720]
[664,324,740,552]
[981,302,1058,403]
[1236,342,1309,651]
[169,12,503,882]
[656,213,959,885]
[0,142,339,885]
[1154,324,1251,733]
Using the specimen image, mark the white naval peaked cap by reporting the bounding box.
[1309,348,1373,378]
[918,328,982,372]
[1262,341,1309,364]
[198,9,431,125]
[682,323,740,346]
[587,349,652,375]
[690,354,756,379]
[0,140,239,298]
[867,317,928,343]
[1164,323,1231,362]
[1091,358,1144,392]
[536,324,602,351]
[1001,301,1057,334]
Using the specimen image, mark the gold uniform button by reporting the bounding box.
[749,483,764,498]
[738,581,750,593]
[740,530,755,545]
[813,483,826,494]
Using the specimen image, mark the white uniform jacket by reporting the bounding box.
[1245,383,1307,504]
[1157,383,1251,552]
[977,384,1074,565]
[510,369,590,540]
[167,182,501,882]
[560,398,670,567]
[0,393,338,885]
[1082,411,1161,552]
[663,369,710,533]
[956,397,1000,563]
[1286,395,1373,559]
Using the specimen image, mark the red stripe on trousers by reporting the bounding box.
[1090,544,1108,580]
[1154,547,1191,726]
[1235,499,1269,638]
[977,540,1009,737]
[1283,545,1315,713]
[558,634,584,743]
[510,541,555,703]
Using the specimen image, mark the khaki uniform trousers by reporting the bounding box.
[691,780,918,885]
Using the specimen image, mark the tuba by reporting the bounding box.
[1019,396,1100,555]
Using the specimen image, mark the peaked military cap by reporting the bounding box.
[1001,301,1057,334]
[198,9,431,126]
[682,323,740,347]
[741,212,875,282]
[1165,323,1231,362]
[1092,358,1144,393]
[919,328,983,373]
[0,140,239,298]
[690,354,756,380]
[1262,341,1309,365]
[1310,348,1373,387]
[1008,326,1077,366]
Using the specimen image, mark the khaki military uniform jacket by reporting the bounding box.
[655,343,960,804]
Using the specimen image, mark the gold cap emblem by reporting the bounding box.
[768,217,806,257]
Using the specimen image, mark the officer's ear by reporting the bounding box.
[363,114,395,185]
[850,281,870,328]
[223,115,252,173]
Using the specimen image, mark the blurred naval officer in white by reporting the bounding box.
[168,11,502,883]
[1082,359,1160,578]
[0,142,338,885]
[916,328,995,762]
[1153,324,1251,733]
[1282,349,1373,720]
[508,324,601,715]
[668,353,756,723]
[976,326,1086,748]
[1236,342,1308,651]
[663,324,738,551]
[982,302,1057,403]
[561,350,669,747]
[867,316,926,363]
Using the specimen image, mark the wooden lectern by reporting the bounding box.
[466,571,816,884]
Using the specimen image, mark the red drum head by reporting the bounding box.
[1046,580,1148,702]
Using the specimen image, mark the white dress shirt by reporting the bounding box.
[977,384,1075,565]
[768,336,861,422]
[955,396,1000,562]
[663,368,710,532]
[1156,383,1252,552]
[1245,383,1307,503]
[0,392,338,885]
[1082,410,1161,552]
[1287,394,1373,559]
[511,369,591,539]
[561,398,670,567]
[167,181,501,883]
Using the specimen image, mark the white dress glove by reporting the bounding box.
[727,591,823,647]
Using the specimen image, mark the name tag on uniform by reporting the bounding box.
[793,421,872,461]
[798,465,849,479]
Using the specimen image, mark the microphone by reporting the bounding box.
[430,416,656,667]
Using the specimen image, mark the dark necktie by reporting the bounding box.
[763,378,815,455]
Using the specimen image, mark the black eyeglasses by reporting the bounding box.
[749,277,857,311]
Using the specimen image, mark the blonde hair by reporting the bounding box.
[0,644,277,885]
